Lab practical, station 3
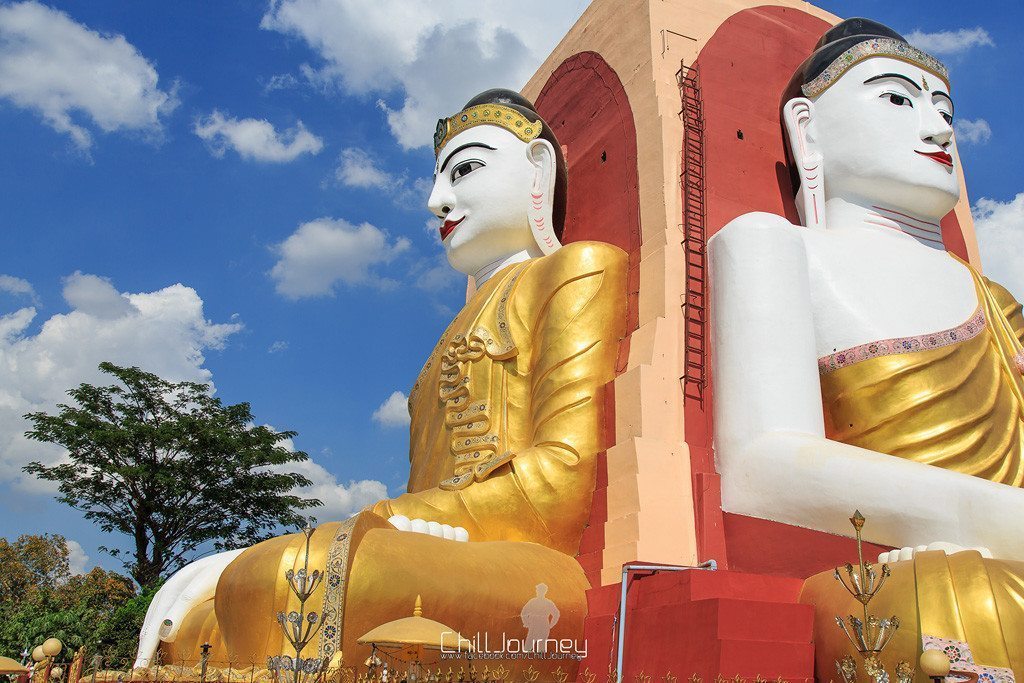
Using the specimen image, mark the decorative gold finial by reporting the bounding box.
[833,512,912,683]
[414,595,423,617]
[849,510,865,530]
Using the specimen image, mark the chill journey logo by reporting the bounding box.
[441,584,588,660]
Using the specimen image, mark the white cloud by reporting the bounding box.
[0,1,178,150]
[194,110,323,162]
[262,72,299,94]
[955,118,992,145]
[413,254,460,292]
[65,538,89,575]
[0,274,242,491]
[0,274,38,304]
[62,271,136,318]
[905,27,994,56]
[336,147,395,190]
[335,147,432,208]
[270,218,410,299]
[271,434,389,520]
[372,390,410,428]
[288,458,389,520]
[268,340,289,353]
[974,193,1024,302]
[260,0,587,149]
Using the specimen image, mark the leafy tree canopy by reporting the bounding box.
[23,362,322,589]
[0,534,140,661]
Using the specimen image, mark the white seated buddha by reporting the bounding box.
[709,18,1024,562]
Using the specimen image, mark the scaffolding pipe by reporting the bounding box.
[615,560,717,683]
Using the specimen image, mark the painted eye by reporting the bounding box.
[884,92,912,107]
[451,160,484,182]
[940,112,953,125]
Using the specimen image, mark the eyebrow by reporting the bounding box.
[439,142,497,174]
[932,90,955,115]
[863,73,922,92]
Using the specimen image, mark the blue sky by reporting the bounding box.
[0,0,1020,576]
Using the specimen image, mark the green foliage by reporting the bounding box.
[23,362,321,589]
[91,583,160,663]
[0,534,145,660]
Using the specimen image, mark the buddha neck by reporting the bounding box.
[824,197,946,250]
[473,247,539,285]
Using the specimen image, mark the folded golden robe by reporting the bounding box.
[161,241,628,675]
[818,255,1024,486]
[801,551,1024,678]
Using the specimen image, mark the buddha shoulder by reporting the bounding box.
[983,275,1024,337]
[525,240,628,287]
[712,212,802,247]
[709,212,805,268]
[507,241,628,337]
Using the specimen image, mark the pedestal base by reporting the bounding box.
[580,568,814,681]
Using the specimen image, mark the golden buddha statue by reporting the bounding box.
[134,89,627,676]
[707,17,1024,675]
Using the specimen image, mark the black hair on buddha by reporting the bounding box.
[462,88,567,242]
[782,18,908,105]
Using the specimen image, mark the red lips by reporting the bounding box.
[915,150,954,167]
[439,216,464,241]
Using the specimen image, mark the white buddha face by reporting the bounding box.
[428,125,541,277]
[807,56,959,218]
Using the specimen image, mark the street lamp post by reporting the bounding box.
[32,645,45,682]
[31,638,63,683]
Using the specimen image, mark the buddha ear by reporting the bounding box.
[526,138,562,254]
[783,97,826,230]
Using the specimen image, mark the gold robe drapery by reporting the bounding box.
[161,241,628,675]
[801,551,1024,679]
[818,255,1024,486]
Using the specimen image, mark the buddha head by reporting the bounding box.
[428,89,567,278]
[783,18,958,228]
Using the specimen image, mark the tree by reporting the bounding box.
[0,533,71,604]
[23,362,322,589]
[0,534,139,658]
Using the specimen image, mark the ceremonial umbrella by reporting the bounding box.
[357,595,473,664]
[0,656,29,674]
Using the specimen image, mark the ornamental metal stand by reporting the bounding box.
[833,511,913,683]
[268,526,331,683]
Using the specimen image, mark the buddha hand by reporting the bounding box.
[388,514,469,541]
[877,542,994,564]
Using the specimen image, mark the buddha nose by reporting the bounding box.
[921,106,953,148]
[427,184,455,219]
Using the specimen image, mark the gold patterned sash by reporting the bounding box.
[317,517,357,662]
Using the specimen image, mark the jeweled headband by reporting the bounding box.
[433,103,542,157]
[802,36,949,98]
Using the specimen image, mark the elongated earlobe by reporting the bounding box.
[526,139,562,254]
[783,97,826,230]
